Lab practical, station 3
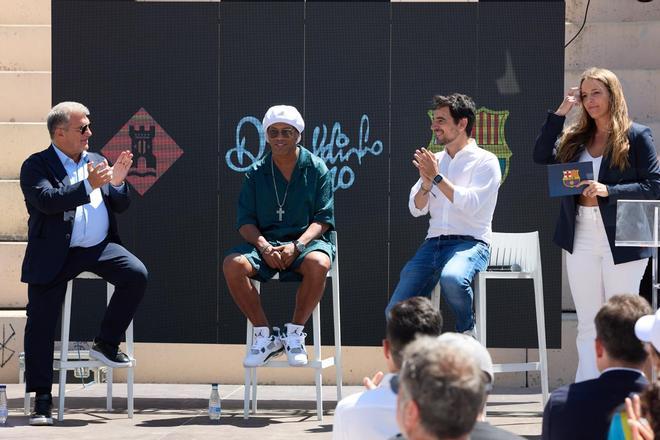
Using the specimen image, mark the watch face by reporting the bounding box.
[434,174,443,184]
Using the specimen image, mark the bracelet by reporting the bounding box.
[258,244,272,254]
[421,184,432,194]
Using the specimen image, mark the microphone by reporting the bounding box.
[487,264,522,272]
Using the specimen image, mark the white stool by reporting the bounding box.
[243,231,342,421]
[432,231,549,405]
[23,272,136,421]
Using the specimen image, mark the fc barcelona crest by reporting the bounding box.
[428,107,512,183]
[562,169,581,188]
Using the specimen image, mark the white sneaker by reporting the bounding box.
[243,327,284,367]
[282,325,308,367]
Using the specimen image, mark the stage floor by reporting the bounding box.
[1,383,543,439]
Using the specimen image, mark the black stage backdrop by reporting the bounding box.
[52,0,564,348]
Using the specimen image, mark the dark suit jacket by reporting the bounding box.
[472,421,525,440]
[541,369,648,440]
[533,112,660,264]
[20,145,130,285]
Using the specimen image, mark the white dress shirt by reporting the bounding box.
[408,139,501,244]
[600,367,645,377]
[52,144,110,248]
[333,373,399,440]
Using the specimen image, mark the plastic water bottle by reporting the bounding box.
[0,384,8,425]
[209,384,221,421]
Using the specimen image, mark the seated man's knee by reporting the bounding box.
[127,260,148,290]
[223,254,251,279]
[439,271,470,294]
[300,253,331,279]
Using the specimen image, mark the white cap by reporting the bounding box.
[262,105,304,134]
[437,332,494,383]
[635,309,660,352]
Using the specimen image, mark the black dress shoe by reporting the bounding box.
[89,339,132,368]
[29,393,53,426]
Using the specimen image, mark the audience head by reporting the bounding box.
[395,336,484,440]
[438,332,494,417]
[385,297,443,371]
[595,294,651,370]
[635,308,660,370]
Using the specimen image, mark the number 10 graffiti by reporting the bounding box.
[225,114,384,192]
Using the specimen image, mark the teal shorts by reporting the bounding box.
[227,239,335,282]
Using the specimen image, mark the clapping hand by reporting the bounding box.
[87,159,112,189]
[363,371,385,390]
[413,148,439,183]
[111,150,133,186]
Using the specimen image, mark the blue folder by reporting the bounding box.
[547,161,594,197]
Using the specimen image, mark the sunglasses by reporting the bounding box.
[267,127,296,139]
[60,124,90,134]
[74,124,91,134]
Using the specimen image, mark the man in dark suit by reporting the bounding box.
[542,294,652,440]
[20,102,148,425]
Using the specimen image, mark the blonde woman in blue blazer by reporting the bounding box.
[534,67,660,382]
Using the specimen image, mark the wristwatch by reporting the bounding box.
[433,174,444,185]
[293,240,306,253]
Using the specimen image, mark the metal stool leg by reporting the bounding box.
[313,303,323,421]
[331,263,343,401]
[534,273,549,405]
[251,368,257,414]
[58,280,74,421]
[24,393,30,416]
[126,321,134,418]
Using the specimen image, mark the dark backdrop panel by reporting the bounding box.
[475,2,564,348]
[54,1,565,347]
[390,2,564,348]
[217,2,305,343]
[305,2,390,346]
[53,1,220,342]
[390,2,479,335]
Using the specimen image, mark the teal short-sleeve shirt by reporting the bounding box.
[236,145,335,251]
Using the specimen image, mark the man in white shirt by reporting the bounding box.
[333,297,442,439]
[387,94,501,335]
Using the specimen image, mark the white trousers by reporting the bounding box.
[566,205,648,382]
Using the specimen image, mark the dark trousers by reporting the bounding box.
[24,239,148,393]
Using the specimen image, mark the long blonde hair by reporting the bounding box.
[556,67,632,170]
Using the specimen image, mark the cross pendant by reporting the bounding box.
[276,206,285,222]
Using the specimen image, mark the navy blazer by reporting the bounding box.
[542,369,648,440]
[20,145,130,285]
[534,112,660,264]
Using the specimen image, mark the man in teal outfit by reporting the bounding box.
[223,105,335,367]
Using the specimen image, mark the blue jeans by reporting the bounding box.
[386,237,490,332]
